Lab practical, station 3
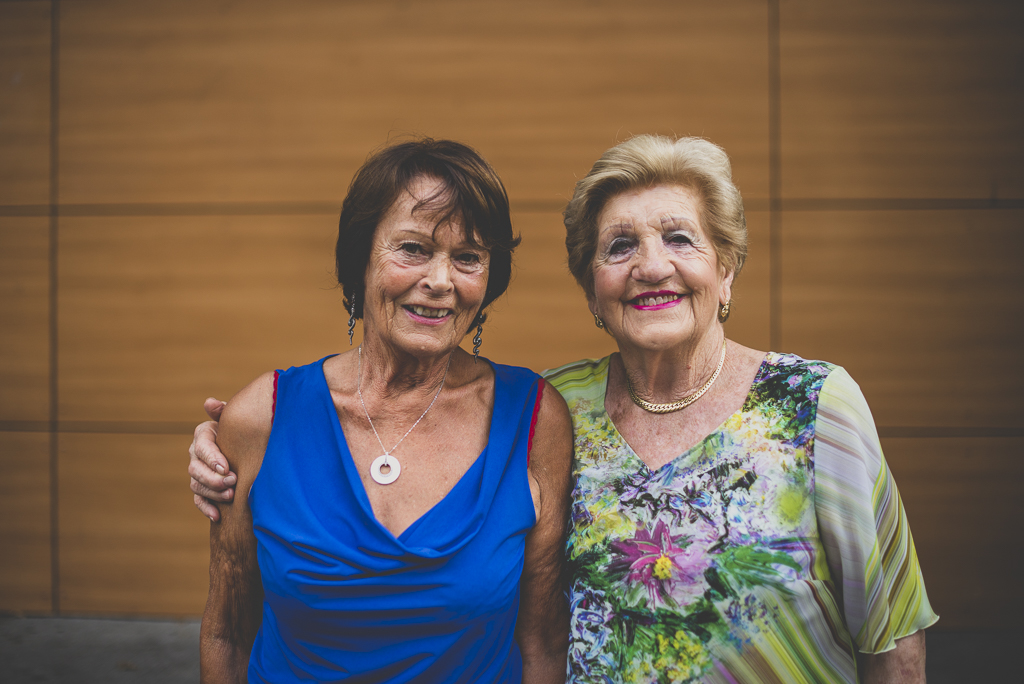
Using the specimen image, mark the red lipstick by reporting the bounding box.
[630,291,684,311]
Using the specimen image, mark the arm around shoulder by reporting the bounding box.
[200,372,275,684]
[516,380,573,684]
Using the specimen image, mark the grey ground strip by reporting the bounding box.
[1,617,200,684]
[0,616,1016,683]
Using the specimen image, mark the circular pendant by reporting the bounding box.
[369,454,401,485]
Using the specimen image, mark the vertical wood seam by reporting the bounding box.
[48,0,60,616]
[768,0,782,351]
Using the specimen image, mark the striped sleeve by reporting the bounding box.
[813,367,939,653]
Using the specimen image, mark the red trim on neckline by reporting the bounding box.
[526,378,545,468]
[272,370,279,421]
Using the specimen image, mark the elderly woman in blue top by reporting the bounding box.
[194,135,937,683]
[195,139,572,683]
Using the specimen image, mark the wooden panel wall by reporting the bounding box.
[0,0,1020,629]
[778,0,1024,629]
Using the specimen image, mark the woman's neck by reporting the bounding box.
[615,327,727,404]
[357,332,457,400]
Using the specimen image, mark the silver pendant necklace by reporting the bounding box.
[357,345,452,485]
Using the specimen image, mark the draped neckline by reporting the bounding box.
[316,355,497,545]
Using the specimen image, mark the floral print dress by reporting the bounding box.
[544,353,937,684]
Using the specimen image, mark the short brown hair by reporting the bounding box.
[563,135,747,298]
[336,138,520,328]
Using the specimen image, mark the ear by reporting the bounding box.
[586,293,598,318]
[719,268,735,306]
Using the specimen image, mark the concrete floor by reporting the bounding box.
[0,616,1015,682]
[1,617,199,684]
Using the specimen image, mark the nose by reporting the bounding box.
[632,236,673,283]
[423,254,454,294]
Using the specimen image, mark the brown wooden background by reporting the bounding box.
[1,0,1021,629]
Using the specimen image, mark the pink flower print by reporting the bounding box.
[608,520,709,605]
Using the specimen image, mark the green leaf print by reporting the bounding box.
[712,545,802,594]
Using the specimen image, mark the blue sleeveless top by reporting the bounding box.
[247,356,541,683]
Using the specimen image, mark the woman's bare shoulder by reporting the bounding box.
[726,339,768,372]
[529,381,572,476]
[444,349,497,407]
[537,378,570,422]
[218,371,276,474]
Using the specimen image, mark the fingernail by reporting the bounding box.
[224,474,237,486]
[215,464,226,475]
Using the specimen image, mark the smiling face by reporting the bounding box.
[362,175,490,359]
[590,184,733,353]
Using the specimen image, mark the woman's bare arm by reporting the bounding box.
[858,631,926,684]
[516,381,573,684]
[199,375,274,683]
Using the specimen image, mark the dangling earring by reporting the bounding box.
[593,312,605,329]
[472,323,483,362]
[348,295,357,346]
[718,299,732,323]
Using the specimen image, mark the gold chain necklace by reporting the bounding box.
[625,339,727,414]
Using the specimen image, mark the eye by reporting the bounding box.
[455,251,481,265]
[666,233,693,246]
[608,237,634,256]
[399,242,425,255]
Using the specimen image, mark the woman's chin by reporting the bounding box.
[385,329,464,359]
[616,334,691,354]
[613,324,703,353]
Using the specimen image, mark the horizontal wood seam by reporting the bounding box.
[3,197,1024,218]
[1,420,1021,438]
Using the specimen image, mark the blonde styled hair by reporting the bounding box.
[563,135,747,298]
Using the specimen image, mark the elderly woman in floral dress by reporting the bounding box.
[192,135,936,683]
[542,135,936,683]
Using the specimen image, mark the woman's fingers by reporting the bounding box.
[204,397,227,421]
[189,415,237,521]
[190,421,236,485]
[188,447,236,491]
[194,492,221,522]
[191,475,235,502]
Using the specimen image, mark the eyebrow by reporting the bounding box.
[602,215,696,232]
[395,227,433,239]
[394,228,486,251]
[661,215,698,229]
